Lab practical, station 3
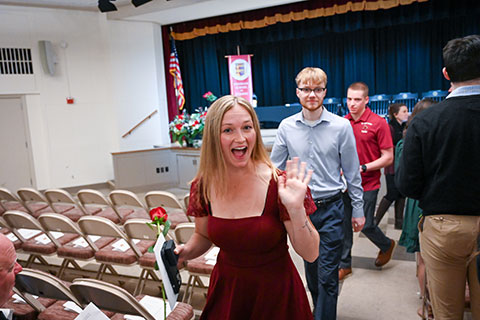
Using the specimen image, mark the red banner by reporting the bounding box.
[228,55,253,103]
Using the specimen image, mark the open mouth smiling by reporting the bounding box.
[232,146,247,157]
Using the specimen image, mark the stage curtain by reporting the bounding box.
[170,0,479,112]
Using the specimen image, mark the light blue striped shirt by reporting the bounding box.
[271,108,364,218]
[446,85,480,98]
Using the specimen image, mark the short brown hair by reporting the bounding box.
[295,67,327,87]
[348,82,369,97]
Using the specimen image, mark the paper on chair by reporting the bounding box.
[17,228,41,239]
[204,247,219,261]
[34,234,51,244]
[50,231,64,239]
[12,294,39,304]
[72,235,102,248]
[123,295,173,320]
[63,301,83,313]
[74,302,110,320]
[6,233,18,242]
[111,239,140,252]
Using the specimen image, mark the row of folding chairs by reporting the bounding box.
[7,267,194,319]
[0,208,196,295]
[0,187,192,229]
[322,90,448,116]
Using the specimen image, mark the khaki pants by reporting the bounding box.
[420,215,480,320]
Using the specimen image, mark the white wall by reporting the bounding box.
[0,5,169,190]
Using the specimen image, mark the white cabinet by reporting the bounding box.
[176,154,200,189]
[112,147,200,189]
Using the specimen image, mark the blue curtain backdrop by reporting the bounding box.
[174,0,480,112]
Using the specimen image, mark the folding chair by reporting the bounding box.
[77,188,132,223]
[183,194,190,210]
[421,90,448,102]
[369,94,392,117]
[323,97,343,115]
[3,210,78,268]
[38,212,115,279]
[0,187,29,214]
[392,92,419,112]
[44,188,87,222]
[0,215,22,250]
[17,188,55,218]
[109,189,149,220]
[123,218,169,295]
[2,287,56,320]
[145,191,191,228]
[174,222,195,245]
[77,215,152,280]
[70,278,194,320]
[14,268,114,320]
[182,246,217,304]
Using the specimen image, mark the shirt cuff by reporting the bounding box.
[352,207,364,219]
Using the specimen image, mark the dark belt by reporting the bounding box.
[314,192,342,207]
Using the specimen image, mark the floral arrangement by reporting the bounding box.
[169,110,207,147]
[147,206,170,319]
[203,91,218,103]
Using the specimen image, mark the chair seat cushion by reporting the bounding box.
[60,207,84,222]
[3,295,55,320]
[29,203,52,218]
[109,298,193,320]
[123,208,149,221]
[138,252,156,268]
[3,201,29,212]
[37,300,114,320]
[84,206,102,215]
[36,300,79,320]
[57,236,116,260]
[95,239,154,265]
[52,204,75,214]
[22,233,79,254]
[186,255,214,275]
[94,207,121,224]
[167,209,190,229]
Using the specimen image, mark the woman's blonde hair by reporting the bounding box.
[194,95,274,203]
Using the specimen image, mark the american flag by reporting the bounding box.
[169,38,185,111]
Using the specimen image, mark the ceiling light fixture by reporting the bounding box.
[131,0,152,7]
[98,0,117,12]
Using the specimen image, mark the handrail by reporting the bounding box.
[122,109,158,138]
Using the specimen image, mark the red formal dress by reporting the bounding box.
[187,174,316,320]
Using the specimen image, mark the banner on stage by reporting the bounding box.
[228,55,253,103]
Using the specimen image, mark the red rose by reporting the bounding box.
[149,207,168,223]
[175,123,183,130]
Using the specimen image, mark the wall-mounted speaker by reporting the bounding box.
[38,40,57,76]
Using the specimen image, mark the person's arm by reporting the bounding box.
[174,216,212,268]
[279,158,319,262]
[340,124,365,231]
[270,123,289,170]
[361,147,394,172]
[395,120,425,199]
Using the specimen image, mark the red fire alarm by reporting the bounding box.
[66,97,74,104]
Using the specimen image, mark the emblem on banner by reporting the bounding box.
[230,59,250,81]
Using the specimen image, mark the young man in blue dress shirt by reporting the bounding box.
[271,67,365,320]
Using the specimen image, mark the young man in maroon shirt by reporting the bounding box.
[339,82,396,280]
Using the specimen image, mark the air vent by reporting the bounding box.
[0,48,33,75]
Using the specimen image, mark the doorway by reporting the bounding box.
[0,97,34,191]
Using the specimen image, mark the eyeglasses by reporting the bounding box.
[298,87,326,95]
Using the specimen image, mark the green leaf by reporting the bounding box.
[162,220,171,236]
[146,222,154,231]
[147,245,154,253]
[154,261,159,270]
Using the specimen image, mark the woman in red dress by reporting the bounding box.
[175,95,319,319]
